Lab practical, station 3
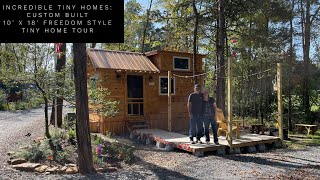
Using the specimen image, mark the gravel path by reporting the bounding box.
[0,109,319,179]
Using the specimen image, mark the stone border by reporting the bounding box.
[8,151,117,174]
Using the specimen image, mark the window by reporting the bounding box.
[173,56,190,71]
[159,76,175,95]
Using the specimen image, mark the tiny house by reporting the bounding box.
[87,49,205,134]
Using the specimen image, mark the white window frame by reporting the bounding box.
[159,76,175,95]
[173,56,190,71]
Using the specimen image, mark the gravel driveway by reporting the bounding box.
[0,108,319,180]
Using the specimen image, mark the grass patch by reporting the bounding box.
[283,140,307,149]
[284,136,320,150]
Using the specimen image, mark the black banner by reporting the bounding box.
[0,0,124,43]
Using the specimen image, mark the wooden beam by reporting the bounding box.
[227,57,233,146]
[277,63,283,141]
[168,71,172,131]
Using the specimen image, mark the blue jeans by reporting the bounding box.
[189,114,203,140]
[203,117,219,143]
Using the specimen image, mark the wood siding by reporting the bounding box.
[88,51,204,134]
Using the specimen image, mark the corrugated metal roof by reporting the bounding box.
[87,49,160,73]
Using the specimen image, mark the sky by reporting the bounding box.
[127,0,318,62]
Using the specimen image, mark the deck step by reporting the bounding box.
[126,120,150,132]
[131,124,150,129]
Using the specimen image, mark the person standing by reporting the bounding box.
[187,84,204,144]
[202,89,219,145]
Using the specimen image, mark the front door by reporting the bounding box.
[127,75,143,115]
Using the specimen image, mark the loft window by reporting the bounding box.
[159,76,175,95]
[173,56,190,71]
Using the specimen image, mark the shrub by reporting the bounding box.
[92,134,104,146]
[15,142,51,163]
[0,89,6,110]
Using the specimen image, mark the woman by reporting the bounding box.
[202,89,219,145]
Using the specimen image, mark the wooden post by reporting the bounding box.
[168,71,172,131]
[277,63,283,141]
[227,57,233,146]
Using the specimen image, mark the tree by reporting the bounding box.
[141,0,154,53]
[299,0,320,120]
[73,43,94,174]
[216,0,226,112]
[50,43,66,127]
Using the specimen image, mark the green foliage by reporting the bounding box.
[105,131,112,139]
[117,145,134,163]
[91,134,135,164]
[0,89,6,110]
[92,134,104,146]
[68,128,76,143]
[15,142,51,163]
[63,113,76,131]
[15,129,77,164]
[88,81,119,117]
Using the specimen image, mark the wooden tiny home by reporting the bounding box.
[87,49,205,134]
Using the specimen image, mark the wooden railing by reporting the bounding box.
[127,98,143,115]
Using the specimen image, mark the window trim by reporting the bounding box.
[159,76,175,95]
[173,56,190,71]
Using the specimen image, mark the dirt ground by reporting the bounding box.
[0,108,319,180]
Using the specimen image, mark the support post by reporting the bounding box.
[277,63,283,141]
[168,71,172,131]
[227,57,233,146]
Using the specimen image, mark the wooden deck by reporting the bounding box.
[132,129,281,156]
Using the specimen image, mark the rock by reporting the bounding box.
[19,146,29,149]
[66,163,77,167]
[57,166,68,173]
[7,151,15,156]
[12,163,41,171]
[230,147,241,154]
[273,141,282,148]
[46,166,58,174]
[129,133,136,139]
[256,144,266,152]
[194,151,204,157]
[96,167,117,173]
[65,166,78,174]
[156,141,166,149]
[7,160,11,165]
[164,144,175,151]
[33,137,45,143]
[10,158,27,165]
[216,149,226,156]
[44,172,50,175]
[246,146,257,153]
[34,165,48,173]
[145,138,151,145]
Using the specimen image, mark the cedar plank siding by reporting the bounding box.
[88,50,204,134]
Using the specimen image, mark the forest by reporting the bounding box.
[1,0,320,131]
[0,0,319,175]
[118,0,320,130]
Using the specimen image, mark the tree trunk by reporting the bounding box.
[36,82,50,139]
[50,43,66,127]
[216,0,226,112]
[192,0,199,84]
[73,43,94,174]
[301,0,311,120]
[288,0,294,131]
[141,0,153,53]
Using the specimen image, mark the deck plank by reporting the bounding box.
[133,129,280,154]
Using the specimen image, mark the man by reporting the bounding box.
[202,89,219,145]
[187,84,203,144]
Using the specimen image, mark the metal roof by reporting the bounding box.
[87,49,160,73]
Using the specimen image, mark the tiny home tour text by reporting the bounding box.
[0,0,124,43]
